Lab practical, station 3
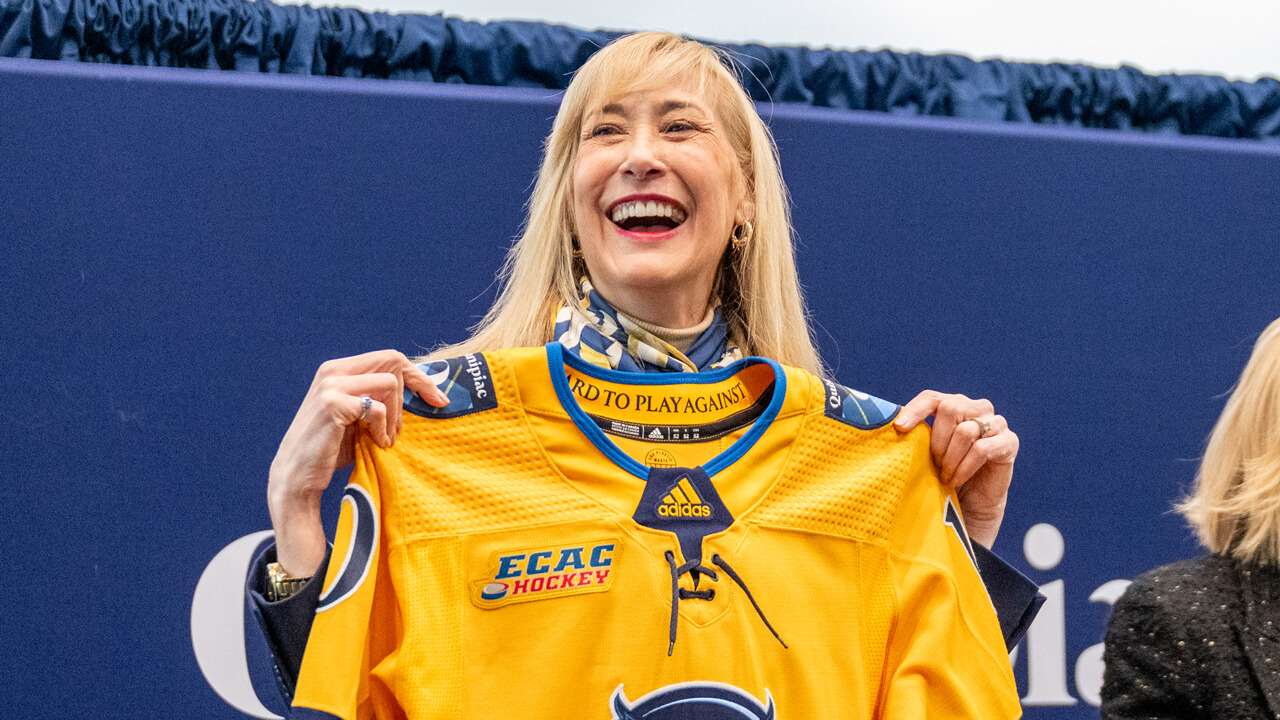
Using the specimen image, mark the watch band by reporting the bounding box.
[265,561,313,602]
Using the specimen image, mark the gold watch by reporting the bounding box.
[265,562,312,602]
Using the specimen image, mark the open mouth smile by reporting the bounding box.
[609,197,688,235]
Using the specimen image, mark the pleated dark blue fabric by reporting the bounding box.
[3,0,1278,140]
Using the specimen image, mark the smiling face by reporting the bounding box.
[572,79,753,328]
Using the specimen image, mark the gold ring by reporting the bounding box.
[971,417,991,439]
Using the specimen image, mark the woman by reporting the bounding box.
[252,32,1029,718]
[1101,317,1280,719]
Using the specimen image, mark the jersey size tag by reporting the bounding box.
[471,540,619,609]
[405,353,499,419]
[822,379,900,430]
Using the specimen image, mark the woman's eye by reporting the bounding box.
[665,121,696,133]
[589,124,621,137]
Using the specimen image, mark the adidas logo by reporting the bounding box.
[656,477,713,518]
[648,427,664,440]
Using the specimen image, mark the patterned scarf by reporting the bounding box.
[553,278,742,373]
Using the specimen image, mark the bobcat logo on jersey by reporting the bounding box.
[471,540,618,608]
[656,475,713,518]
[611,682,776,719]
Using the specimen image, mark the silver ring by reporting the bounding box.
[971,417,991,439]
[358,396,373,421]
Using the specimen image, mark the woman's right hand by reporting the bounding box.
[267,350,450,578]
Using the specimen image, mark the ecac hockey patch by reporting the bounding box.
[471,540,618,608]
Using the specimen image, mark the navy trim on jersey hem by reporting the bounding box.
[547,343,788,479]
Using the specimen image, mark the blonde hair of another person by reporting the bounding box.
[430,32,824,377]
[1179,316,1280,564]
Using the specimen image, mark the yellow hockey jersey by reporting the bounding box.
[291,344,1020,720]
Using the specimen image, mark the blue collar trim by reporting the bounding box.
[546,342,788,479]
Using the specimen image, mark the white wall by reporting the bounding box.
[274,0,1280,81]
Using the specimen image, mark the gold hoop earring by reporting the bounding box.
[731,220,754,250]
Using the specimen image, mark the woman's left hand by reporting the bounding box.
[894,390,1019,549]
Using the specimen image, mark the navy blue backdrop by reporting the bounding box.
[2,56,1278,718]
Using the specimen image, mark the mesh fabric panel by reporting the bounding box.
[748,379,912,543]
[379,352,604,543]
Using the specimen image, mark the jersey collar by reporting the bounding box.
[546,342,788,480]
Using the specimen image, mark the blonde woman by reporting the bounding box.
[251,32,1032,719]
[1102,317,1280,719]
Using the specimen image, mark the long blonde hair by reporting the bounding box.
[430,32,824,376]
[1178,317,1280,564]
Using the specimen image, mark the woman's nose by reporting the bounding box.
[621,130,665,179]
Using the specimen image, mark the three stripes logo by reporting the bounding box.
[656,476,714,518]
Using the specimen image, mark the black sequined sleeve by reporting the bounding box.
[1101,559,1226,720]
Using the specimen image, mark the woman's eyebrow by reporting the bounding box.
[657,100,702,115]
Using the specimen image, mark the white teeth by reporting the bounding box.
[610,200,686,225]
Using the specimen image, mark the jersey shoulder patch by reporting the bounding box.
[821,378,900,429]
[404,352,500,419]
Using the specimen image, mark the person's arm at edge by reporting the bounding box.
[246,542,331,702]
[248,350,450,703]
